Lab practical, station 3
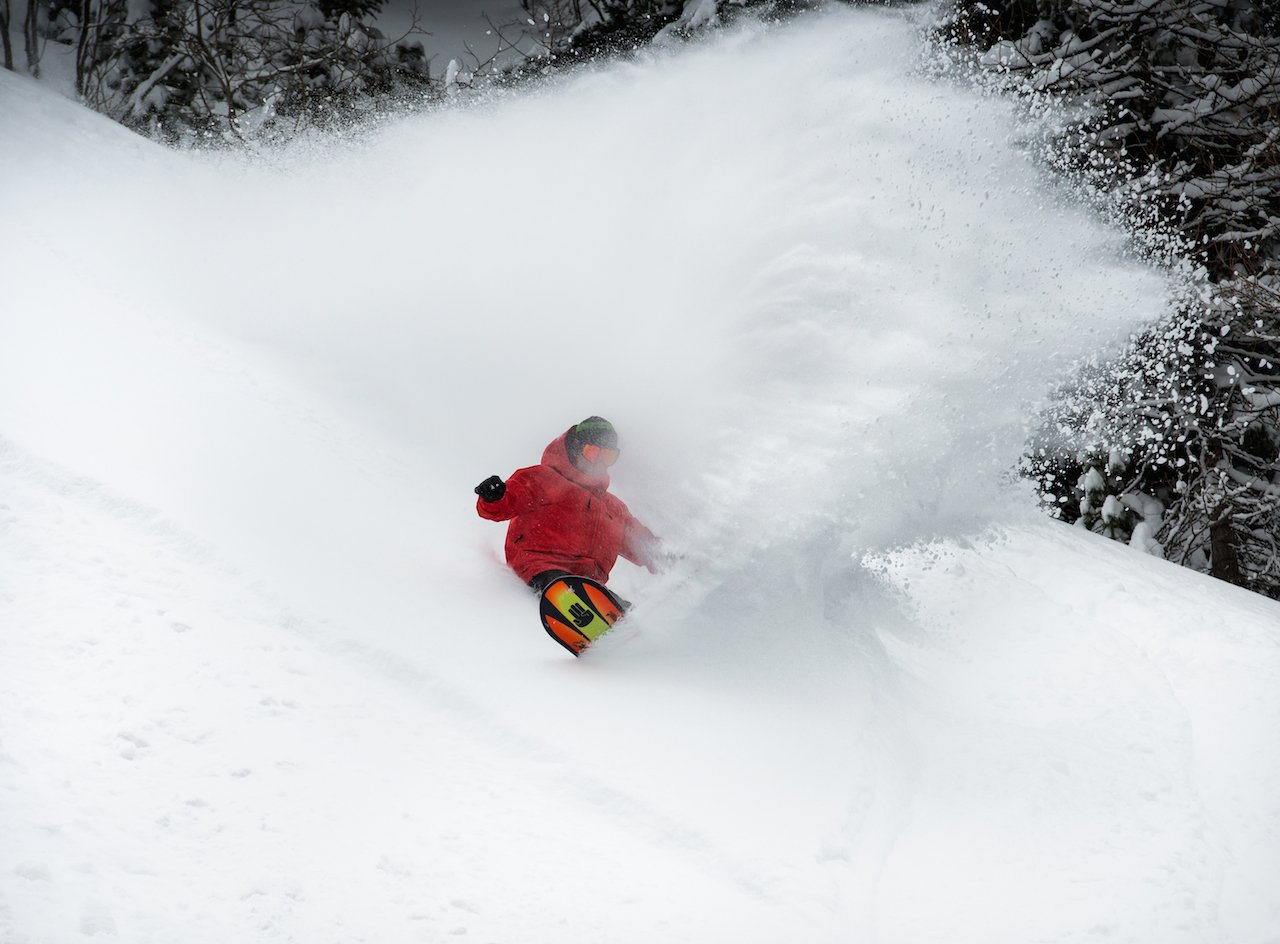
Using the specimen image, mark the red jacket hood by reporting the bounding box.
[542,431,610,493]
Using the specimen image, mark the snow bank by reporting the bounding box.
[868,521,1280,942]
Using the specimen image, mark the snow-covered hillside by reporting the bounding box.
[3,7,1279,943]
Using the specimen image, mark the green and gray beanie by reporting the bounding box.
[566,416,618,456]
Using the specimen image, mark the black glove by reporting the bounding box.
[474,475,506,503]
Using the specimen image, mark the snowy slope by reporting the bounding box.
[3,6,1280,944]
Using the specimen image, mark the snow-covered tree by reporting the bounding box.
[25,0,427,140]
[952,0,1280,275]
[116,0,428,139]
[476,0,816,72]
[1025,280,1280,594]
[946,0,1280,597]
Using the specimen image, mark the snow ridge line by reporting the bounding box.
[0,434,226,572]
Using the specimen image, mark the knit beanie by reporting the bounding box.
[565,416,618,462]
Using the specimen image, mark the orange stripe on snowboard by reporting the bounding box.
[583,584,622,624]
[542,613,590,654]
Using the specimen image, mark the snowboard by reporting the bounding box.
[539,574,626,656]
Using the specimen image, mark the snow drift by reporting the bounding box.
[2,6,1279,944]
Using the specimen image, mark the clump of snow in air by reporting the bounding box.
[2,6,1278,944]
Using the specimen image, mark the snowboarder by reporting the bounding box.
[474,417,660,595]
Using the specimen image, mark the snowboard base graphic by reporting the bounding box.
[539,575,626,656]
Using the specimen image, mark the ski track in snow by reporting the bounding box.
[3,6,1280,943]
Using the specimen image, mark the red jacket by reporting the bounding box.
[477,432,658,586]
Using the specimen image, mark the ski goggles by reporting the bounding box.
[581,443,620,466]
